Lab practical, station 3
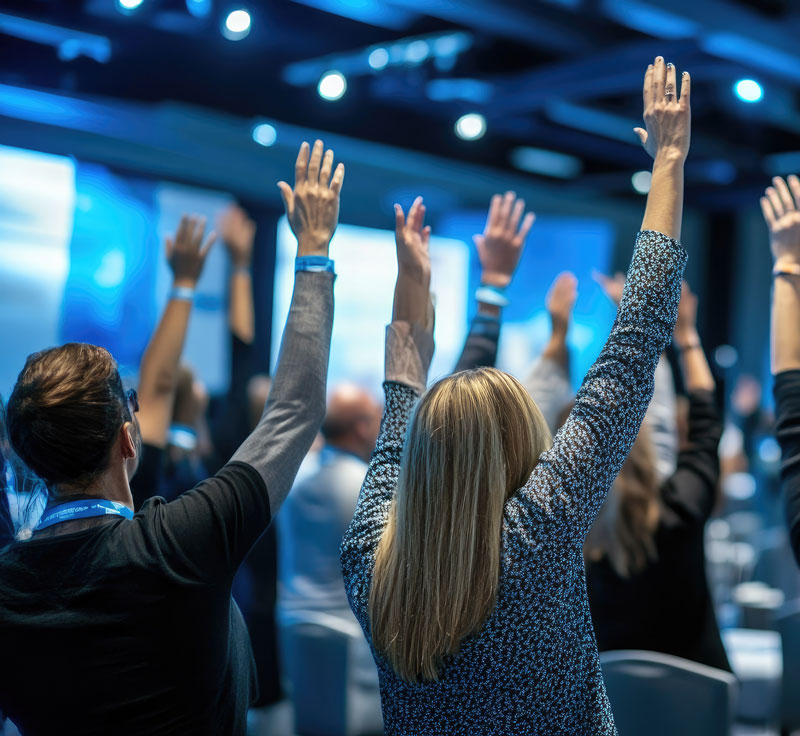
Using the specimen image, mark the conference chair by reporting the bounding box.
[279,611,382,736]
[600,650,737,736]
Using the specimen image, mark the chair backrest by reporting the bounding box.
[776,599,800,730]
[600,650,738,736]
[282,619,350,736]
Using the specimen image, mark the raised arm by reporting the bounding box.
[661,282,721,520]
[523,272,577,432]
[136,215,215,448]
[151,141,343,583]
[763,174,800,563]
[454,192,534,372]
[595,269,679,480]
[514,56,689,541]
[219,205,256,345]
[341,197,434,579]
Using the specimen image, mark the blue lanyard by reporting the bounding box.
[36,500,134,530]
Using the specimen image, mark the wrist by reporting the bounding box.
[773,255,800,273]
[172,277,198,290]
[549,317,569,338]
[296,235,331,258]
[653,149,686,170]
[480,271,512,289]
[675,330,701,350]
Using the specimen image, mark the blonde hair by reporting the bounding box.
[584,422,660,578]
[368,367,552,683]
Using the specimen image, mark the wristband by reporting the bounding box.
[475,284,509,308]
[296,255,335,273]
[773,262,800,278]
[169,286,195,303]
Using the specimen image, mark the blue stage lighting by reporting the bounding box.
[318,71,347,101]
[223,9,251,40]
[631,170,651,194]
[368,47,389,70]
[117,0,144,10]
[454,113,486,141]
[734,79,763,103]
[252,123,277,147]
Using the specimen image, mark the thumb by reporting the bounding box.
[277,182,294,216]
[633,127,648,147]
[472,234,485,251]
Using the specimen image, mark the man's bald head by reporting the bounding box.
[322,384,382,462]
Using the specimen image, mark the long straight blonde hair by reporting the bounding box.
[368,367,552,683]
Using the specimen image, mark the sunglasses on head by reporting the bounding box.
[126,388,139,415]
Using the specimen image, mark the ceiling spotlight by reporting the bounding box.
[117,0,144,10]
[223,9,251,40]
[318,71,347,101]
[405,40,430,65]
[454,113,486,141]
[631,170,652,194]
[186,0,212,18]
[368,47,389,70]
[252,123,277,147]
[734,78,763,103]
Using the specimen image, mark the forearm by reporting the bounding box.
[228,270,255,344]
[231,270,334,513]
[137,285,194,447]
[772,275,800,373]
[675,329,715,392]
[641,153,684,241]
[453,310,500,372]
[774,370,800,565]
[541,321,570,374]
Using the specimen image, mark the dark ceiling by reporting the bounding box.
[1,0,800,209]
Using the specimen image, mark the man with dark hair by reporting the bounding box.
[0,140,344,736]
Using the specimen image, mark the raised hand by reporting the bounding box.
[394,196,431,286]
[547,272,578,333]
[474,191,535,288]
[634,56,691,163]
[218,205,256,268]
[167,215,216,287]
[278,139,345,257]
[593,270,626,307]
[761,175,800,268]
[674,281,699,345]
[393,196,433,329]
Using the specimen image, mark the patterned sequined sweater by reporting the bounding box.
[341,231,687,735]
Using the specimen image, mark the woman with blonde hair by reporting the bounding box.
[342,57,691,734]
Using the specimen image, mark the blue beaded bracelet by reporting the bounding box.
[475,284,509,308]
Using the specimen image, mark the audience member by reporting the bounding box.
[341,55,691,734]
[585,281,731,672]
[0,140,343,735]
[764,174,800,566]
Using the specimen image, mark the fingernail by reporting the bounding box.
[667,62,674,68]
[656,56,663,62]
[682,71,688,77]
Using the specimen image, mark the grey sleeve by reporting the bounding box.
[645,354,678,482]
[523,356,574,434]
[231,270,334,516]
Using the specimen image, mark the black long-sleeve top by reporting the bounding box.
[774,369,800,566]
[585,389,731,672]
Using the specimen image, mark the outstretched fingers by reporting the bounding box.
[294,141,310,188]
[788,174,800,209]
[307,140,324,184]
[508,198,525,235]
[679,70,691,107]
[330,163,345,194]
[319,149,334,187]
[767,186,785,219]
[761,196,776,228]
[774,176,796,213]
[518,211,536,241]
[665,62,677,101]
[652,56,666,98]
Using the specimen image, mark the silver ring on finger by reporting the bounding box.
[664,87,675,99]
